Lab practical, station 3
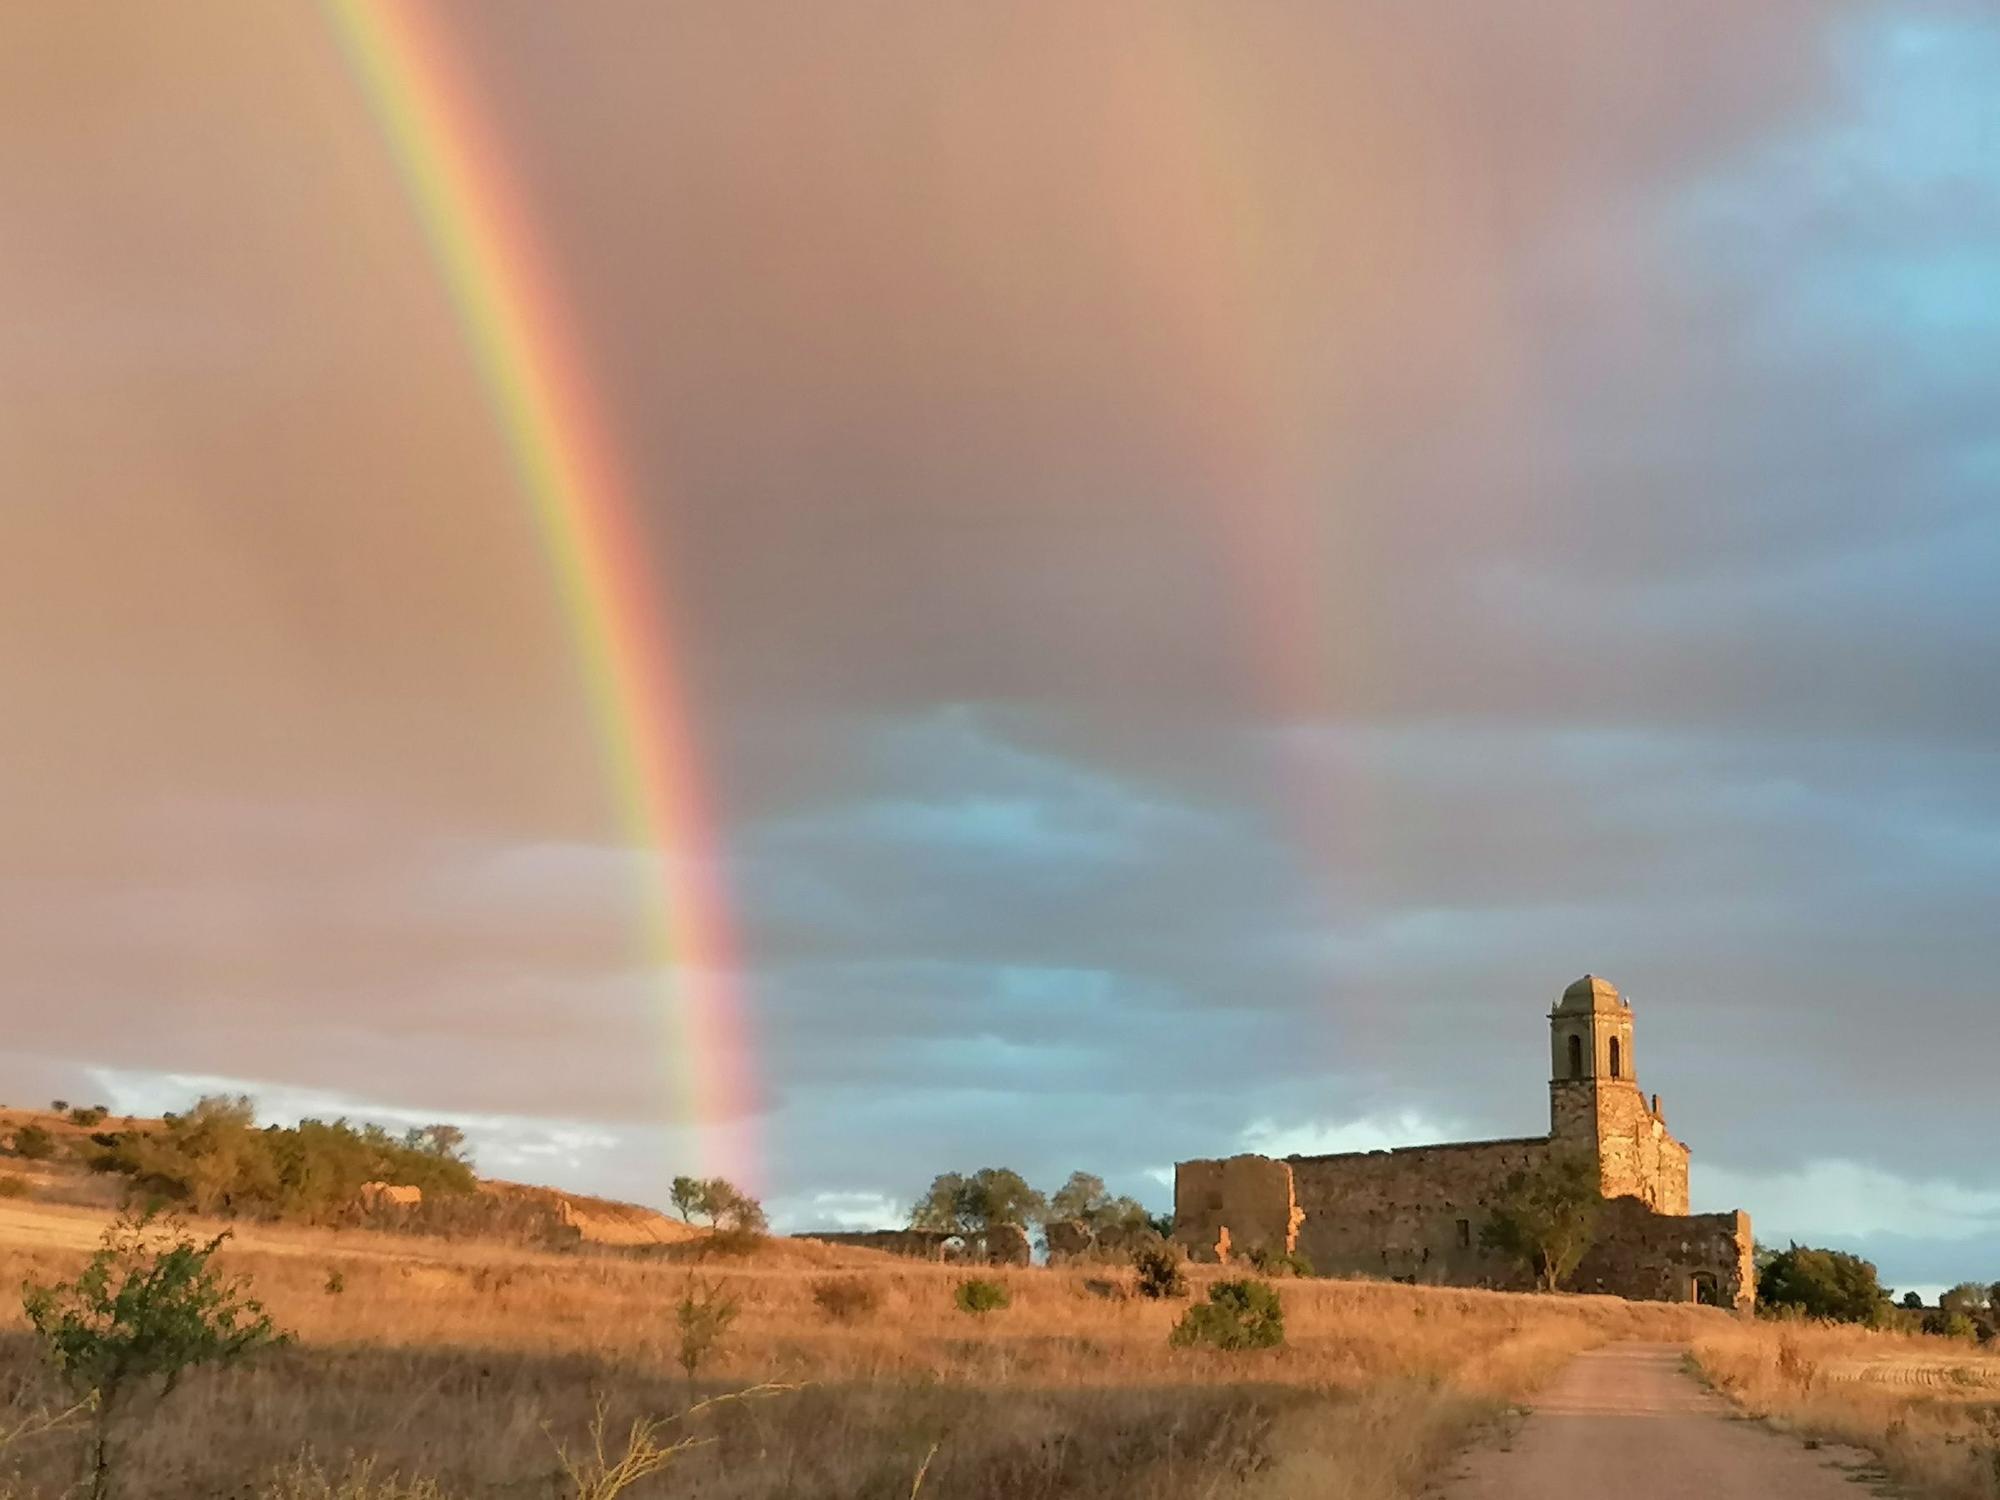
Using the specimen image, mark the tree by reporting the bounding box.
[1047,1170,1151,1241]
[1049,1171,1109,1224]
[23,1211,284,1498]
[1480,1154,1602,1292]
[709,1181,767,1234]
[403,1124,467,1163]
[909,1168,1046,1235]
[1901,1291,1925,1310]
[1758,1244,1890,1324]
[667,1177,765,1233]
[92,1098,474,1222]
[1939,1282,1991,1317]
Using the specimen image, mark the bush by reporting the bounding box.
[1248,1247,1315,1279]
[694,1226,767,1259]
[1170,1280,1285,1351]
[673,1277,738,1388]
[24,1210,286,1498]
[0,1175,29,1199]
[1760,1244,1889,1325]
[69,1107,108,1128]
[92,1095,475,1222]
[811,1276,881,1323]
[1922,1310,1980,1341]
[1131,1241,1189,1300]
[954,1278,1011,1316]
[10,1125,55,1162]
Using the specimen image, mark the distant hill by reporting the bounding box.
[0,1101,702,1252]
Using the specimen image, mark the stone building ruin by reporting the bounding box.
[1174,976,1755,1309]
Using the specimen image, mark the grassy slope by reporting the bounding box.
[0,1198,1734,1499]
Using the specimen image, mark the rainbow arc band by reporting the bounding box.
[323,0,753,1179]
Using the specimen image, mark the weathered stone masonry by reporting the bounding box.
[1174,976,1755,1310]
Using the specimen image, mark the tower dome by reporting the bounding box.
[1554,974,1627,1015]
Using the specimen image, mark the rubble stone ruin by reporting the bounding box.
[1173,976,1755,1309]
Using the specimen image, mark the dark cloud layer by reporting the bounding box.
[2,2,1996,1291]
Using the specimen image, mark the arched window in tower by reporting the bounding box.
[1568,1035,1584,1079]
[1610,1038,1622,1079]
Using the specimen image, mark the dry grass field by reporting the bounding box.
[1693,1317,2000,1500]
[0,1199,1731,1500]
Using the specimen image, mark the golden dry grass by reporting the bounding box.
[1693,1318,2000,1500]
[0,1206,1731,1499]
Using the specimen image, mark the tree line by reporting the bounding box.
[904,1167,1170,1243]
[7,1094,476,1222]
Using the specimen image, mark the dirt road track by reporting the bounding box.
[1437,1343,1883,1500]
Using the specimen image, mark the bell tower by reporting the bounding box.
[1549,973,1636,1104]
[1548,974,1686,1209]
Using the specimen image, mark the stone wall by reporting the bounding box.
[1551,1080,1690,1214]
[1173,1141,1750,1306]
[792,1226,1033,1264]
[1596,1085,1691,1213]
[793,1228,955,1260]
[1574,1200,1754,1310]
[1173,1154,1300,1263]
[1290,1137,1552,1286]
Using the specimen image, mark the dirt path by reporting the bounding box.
[1437,1343,1885,1500]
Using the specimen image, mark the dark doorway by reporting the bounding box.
[1568,1035,1584,1079]
[1609,1038,1622,1079]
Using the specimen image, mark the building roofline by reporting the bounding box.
[1281,1133,1552,1166]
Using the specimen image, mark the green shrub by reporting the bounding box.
[673,1277,738,1389]
[1131,1241,1189,1300]
[10,1125,55,1162]
[0,1175,29,1199]
[695,1226,767,1259]
[1759,1244,1890,1325]
[954,1278,1011,1315]
[810,1275,880,1323]
[1248,1247,1315,1279]
[24,1210,286,1498]
[92,1095,475,1222]
[1169,1279,1285,1351]
[1922,1310,1979,1341]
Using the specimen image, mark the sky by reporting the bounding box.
[2,1,1996,1298]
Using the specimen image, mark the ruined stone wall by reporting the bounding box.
[1173,1154,1300,1263]
[1288,1137,1553,1286]
[1175,1141,1753,1309]
[1574,1201,1754,1310]
[1552,1082,1691,1215]
[792,1229,954,1260]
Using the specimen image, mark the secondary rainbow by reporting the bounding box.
[322,0,757,1181]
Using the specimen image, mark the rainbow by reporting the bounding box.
[321,0,757,1183]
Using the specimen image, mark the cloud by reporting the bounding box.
[1698,1159,2000,1246]
[1240,1111,1472,1160]
[0,0,1995,1298]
